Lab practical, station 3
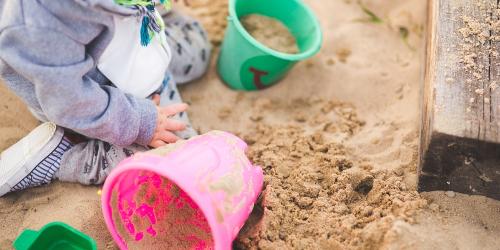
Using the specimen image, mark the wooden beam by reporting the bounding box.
[419,0,500,199]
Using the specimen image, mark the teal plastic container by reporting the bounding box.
[217,0,322,91]
[13,222,97,250]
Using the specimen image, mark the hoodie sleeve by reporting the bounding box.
[0,25,157,146]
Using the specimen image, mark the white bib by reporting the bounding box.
[97,15,171,98]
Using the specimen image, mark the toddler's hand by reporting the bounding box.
[148,95,188,148]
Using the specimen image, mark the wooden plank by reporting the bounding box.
[490,1,500,141]
[419,0,500,199]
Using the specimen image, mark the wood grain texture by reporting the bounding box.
[419,0,500,199]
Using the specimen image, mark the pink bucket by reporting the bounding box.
[101,131,264,249]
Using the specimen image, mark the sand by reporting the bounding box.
[1,0,500,249]
[234,121,426,249]
[240,14,299,54]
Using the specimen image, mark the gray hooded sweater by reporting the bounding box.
[0,0,158,147]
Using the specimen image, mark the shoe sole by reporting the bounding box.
[0,122,63,196]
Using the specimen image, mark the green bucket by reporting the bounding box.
[217,0,323,91]
[13,222,97,250]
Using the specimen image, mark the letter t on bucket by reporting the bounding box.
[101,131,264,249]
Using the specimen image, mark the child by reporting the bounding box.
[0,0,211,196]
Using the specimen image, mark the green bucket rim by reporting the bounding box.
[13,221,97,250]
[229,0,323,61]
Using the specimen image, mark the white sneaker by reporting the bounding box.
[0,122,73,196]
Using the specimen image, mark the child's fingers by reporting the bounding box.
[158,130,180,143]
[159,103,189,117]
[149,139,167,148]
[152,94,161,106]
[163,119,186,131]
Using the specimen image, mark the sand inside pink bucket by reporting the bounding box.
[111,171,214,249]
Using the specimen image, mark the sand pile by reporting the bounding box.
[241,14,299,54]
[233,99,427,249]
